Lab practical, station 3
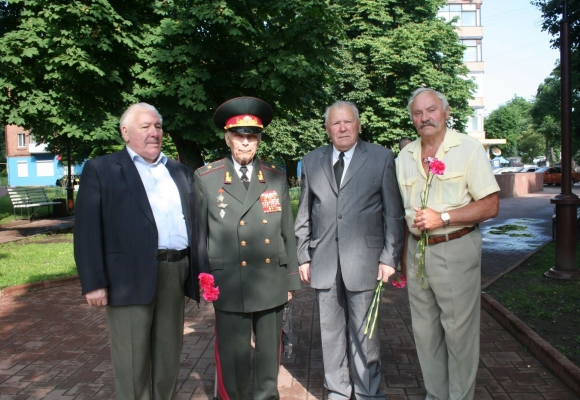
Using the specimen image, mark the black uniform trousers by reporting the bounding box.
[214,305,284,400]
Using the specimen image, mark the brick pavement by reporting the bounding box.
[1,187,579,399]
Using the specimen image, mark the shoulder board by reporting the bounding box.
[197,159,225,176]
[260,160,284,175]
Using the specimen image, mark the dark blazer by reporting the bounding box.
[74,147,209,305]
[193,157,301,313]
[295,139,405,291]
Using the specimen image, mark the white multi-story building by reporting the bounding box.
[438,0,505,153]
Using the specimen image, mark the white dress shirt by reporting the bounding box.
[127,147,189,250]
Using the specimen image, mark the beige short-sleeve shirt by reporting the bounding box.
[396,129,500,236]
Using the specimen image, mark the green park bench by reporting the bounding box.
[7,187,61,221]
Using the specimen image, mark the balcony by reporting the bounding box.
[28,140,49,154]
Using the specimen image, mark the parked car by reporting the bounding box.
[537,166,580,186]
[499,167,523,174]
[519,166,540,173]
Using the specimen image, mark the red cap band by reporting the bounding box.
[224,114,263,130]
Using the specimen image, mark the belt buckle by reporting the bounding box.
[167,250,179,262]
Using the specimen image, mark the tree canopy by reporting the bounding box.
[532,0,580,160]
[1,0,476,175]
[327,0,475,147]
[485,96,533,159]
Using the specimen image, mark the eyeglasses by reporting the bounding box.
[227,127,263,135]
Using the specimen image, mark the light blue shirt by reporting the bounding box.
[332,142,357,185]
[126,147,189,250]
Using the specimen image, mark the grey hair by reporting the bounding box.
[119,103,163,131]
[407,88,449,119]
[324,101,360,126]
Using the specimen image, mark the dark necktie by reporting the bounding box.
[240,166,250,189]
[334,152,345,191]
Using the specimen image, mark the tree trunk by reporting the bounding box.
[171,135,205,172]
[282,155,298,186]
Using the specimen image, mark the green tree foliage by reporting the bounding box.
[327,0,475,148]
[0,1,22,35]
[532,0,580,154]
[134,0,342,170]
[0,0,155,162]
[0,0,476,175]
[485,96,533,158]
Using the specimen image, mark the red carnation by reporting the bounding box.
[429,159,445,176]
[199,273,219,302]
[203,286,220,302]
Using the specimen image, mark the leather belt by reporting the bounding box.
[412,226,475,246]
[157,248,189,262]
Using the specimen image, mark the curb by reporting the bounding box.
[481,293,580,396]
[0,275,79,298]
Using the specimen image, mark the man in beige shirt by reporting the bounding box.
[397,88,500,400]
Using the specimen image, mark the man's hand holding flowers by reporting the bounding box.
[377,262,396,283]
[412,207,450,231]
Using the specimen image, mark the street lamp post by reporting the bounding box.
[546,0,580,279]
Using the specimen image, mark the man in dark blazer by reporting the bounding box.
[74,102,209,400]
[193,97,301,400]
[295,101,405,399]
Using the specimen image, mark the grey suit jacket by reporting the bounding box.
[295,139,405,291]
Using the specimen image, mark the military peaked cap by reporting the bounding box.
[213,97,273,134]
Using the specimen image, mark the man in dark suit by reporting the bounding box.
[193,97,301,400]
[74,102,209,400]
[295,101,405,399]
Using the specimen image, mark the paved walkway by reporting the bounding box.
[1,188,579,399]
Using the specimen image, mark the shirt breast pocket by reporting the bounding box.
[399,177,416,209]
[435,172,463,205]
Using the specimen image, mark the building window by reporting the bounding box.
[17,161,29,177]
[462,40,482,63]
[467,109,484,132]
[17,133,26,148]
[36,160,54,177]
[438,4,480,27]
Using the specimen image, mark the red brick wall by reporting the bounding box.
[5,125,31,157]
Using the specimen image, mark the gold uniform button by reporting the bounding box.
[241,241,247,247]
[265,258,271,264]
[240,221,245,226]
[242,261,247,267]
[265,239,270,244]
[263,219,268,224]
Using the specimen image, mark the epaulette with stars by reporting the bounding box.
[260,160,284,175]
[197,159,225,176]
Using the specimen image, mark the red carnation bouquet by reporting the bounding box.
[199,273,219,301]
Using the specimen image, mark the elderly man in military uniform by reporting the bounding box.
[193,97,301,400]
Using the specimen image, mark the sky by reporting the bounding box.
[482,0,560,114]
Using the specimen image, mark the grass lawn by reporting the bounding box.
[0,231,76,289]
[485,240,580,366]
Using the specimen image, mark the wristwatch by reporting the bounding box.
[441,212,450,227]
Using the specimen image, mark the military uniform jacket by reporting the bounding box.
[193,157,301,313]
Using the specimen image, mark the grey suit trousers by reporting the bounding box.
[106,257,189,400]
[317,268,384,400]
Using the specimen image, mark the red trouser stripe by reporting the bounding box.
[214,327,229,400]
